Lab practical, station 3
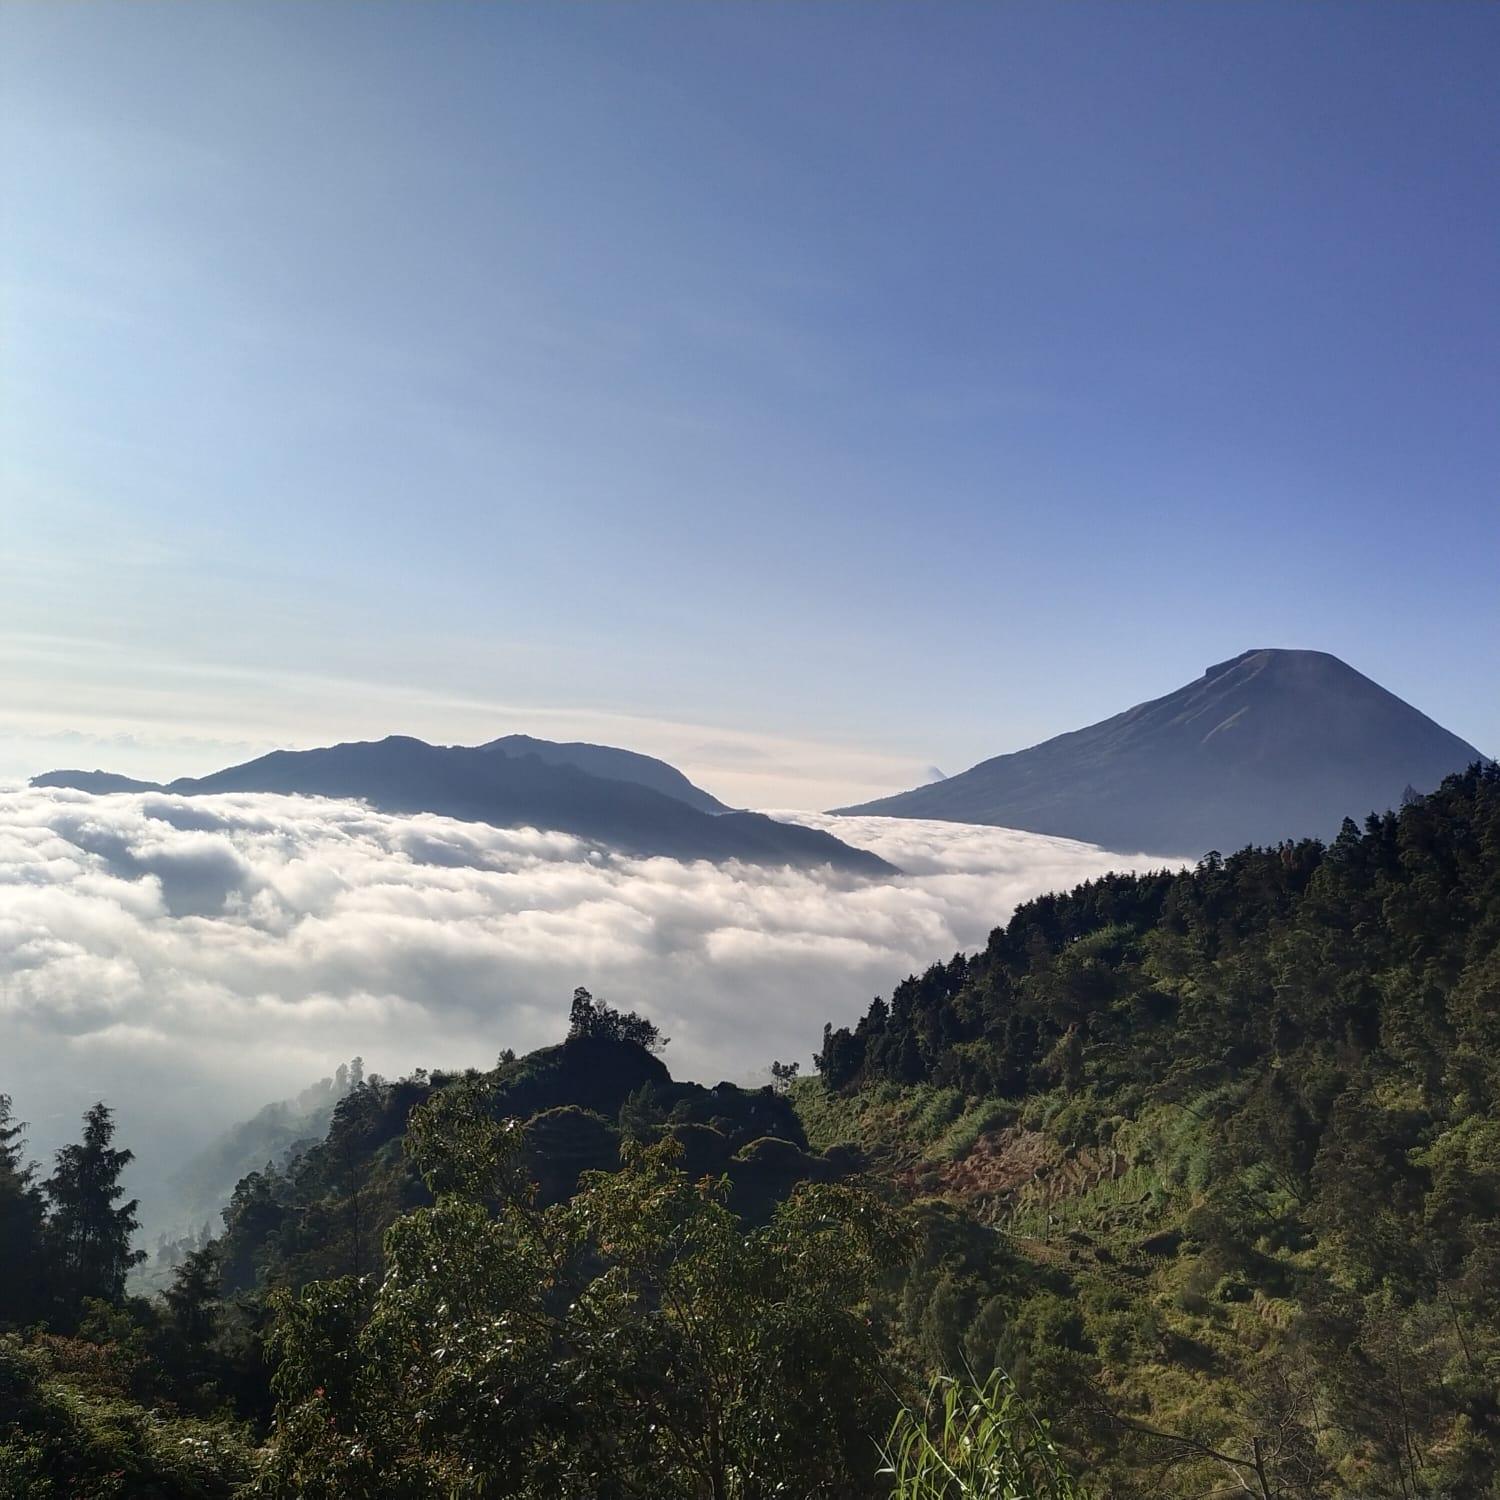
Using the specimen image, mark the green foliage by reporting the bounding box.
[568,985,667,1053]
[0,1096,46,1330]
[42,1104,147,1325]
[819,763,1500,1497]
[0,1334,254,1498]
[255,1087,911,1498]
[932,1101,1012,1163]
[881,1372,1081,1500]
[214,1010,808,1298]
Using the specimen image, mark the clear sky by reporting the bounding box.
[3,0,1496,808]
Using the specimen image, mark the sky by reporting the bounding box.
[2,0,1498,808]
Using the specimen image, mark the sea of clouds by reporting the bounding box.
[0,784,1174,1229]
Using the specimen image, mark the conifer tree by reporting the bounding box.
[0,1094,46,1327]
[43,1102,145,1318]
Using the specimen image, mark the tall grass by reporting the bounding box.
[932,1100,1012,1162]
[881,1371,1082,1499]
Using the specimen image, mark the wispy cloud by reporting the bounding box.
[0,638,941,806]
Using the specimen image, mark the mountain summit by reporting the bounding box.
[838,649,1486,856]
[478,734,729,814]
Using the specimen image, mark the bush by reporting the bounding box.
[0,1335,255,1498]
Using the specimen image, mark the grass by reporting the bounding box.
[931,1100,1013,1162]
[792,1078,1017,1166]
[880,1371,1083,1500]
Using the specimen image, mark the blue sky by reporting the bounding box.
[3,1,1496,806]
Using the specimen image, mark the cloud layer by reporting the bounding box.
[0,785,1171,1227]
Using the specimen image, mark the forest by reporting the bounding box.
[2,762,1497,1497]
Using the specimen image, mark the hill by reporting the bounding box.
[810,762,1500,1496]
[33,735,893,874]
[210,1025,847,1300]
[33,733,730,813]
[0,999,872,1497]
[839,648,1486,855]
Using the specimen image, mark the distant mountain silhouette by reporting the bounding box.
[35,737,893,874]
[31,770,165,794]
[479,734,729,813]
[838,649,1487,856]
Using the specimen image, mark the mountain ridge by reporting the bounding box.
[33,735,894,874]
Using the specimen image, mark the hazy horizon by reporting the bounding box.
[4,637,1492,816]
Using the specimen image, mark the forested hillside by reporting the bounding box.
[0,993,938,1498]
[814,760,1500,1496]
[2,765,1496,1496]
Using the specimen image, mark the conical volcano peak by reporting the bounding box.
[839,650,1485,857]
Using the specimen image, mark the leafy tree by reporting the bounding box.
[256,1082,908,1498]
[568,985,668,1053]
[0,1333,254,1497]
[43,1103,145,1322]
[618,1081,670,1141]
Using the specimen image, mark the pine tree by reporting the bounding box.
[0,1094,47,1327]
[164,1242,222,1351]
[44,1102,145,1319]
[159,1241,227,1402]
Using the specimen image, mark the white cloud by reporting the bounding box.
[0,785,1175,1229]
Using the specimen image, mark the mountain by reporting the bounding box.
[34,736,893,874]
[478,733,729,813]
[31,769,165,794]
[838,648,1486,856]
[33,734,727,812]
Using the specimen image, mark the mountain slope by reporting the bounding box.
[839,648,1485,855]
[810,762,1500,1497]
[479,733,729,813]
[34,737,893,873]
